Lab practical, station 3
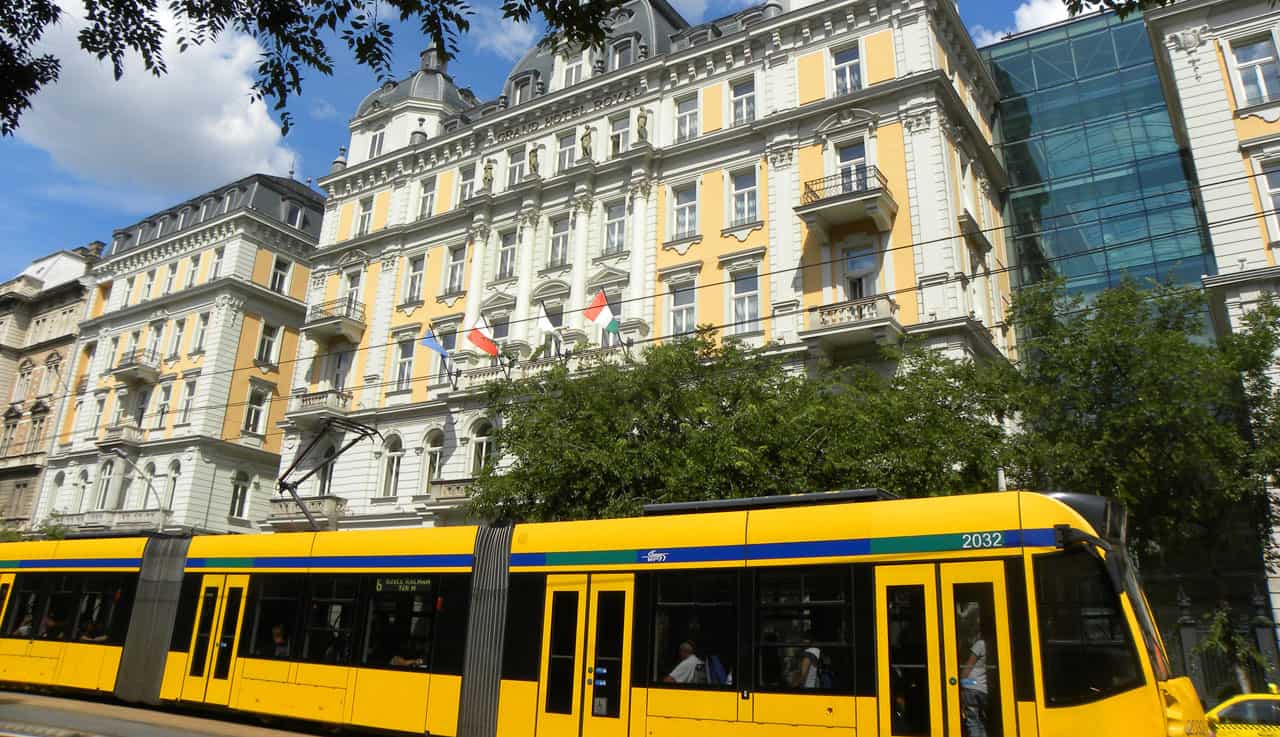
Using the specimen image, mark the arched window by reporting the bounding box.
[230,471,250,519]
[382,436,404,498]
[40,354,60,396]
[116,472,132,510]
[424,431,444,490]
[471,422,495,476]
[51,471,64,510]
[95,461,114,509]
[143,463,156,508]
[317,445,336,497]
[13,362,33,402]
[77,470,89,512]
[167,461,181,509]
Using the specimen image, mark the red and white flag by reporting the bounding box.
[467,315,499,357]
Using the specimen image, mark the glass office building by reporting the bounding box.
[982,13,1215,298]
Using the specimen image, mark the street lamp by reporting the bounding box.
[107,448,165,529]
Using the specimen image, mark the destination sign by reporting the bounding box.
[375,576,432,593]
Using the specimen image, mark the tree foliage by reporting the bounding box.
[0,0,618,136]
[468,329,1010,522]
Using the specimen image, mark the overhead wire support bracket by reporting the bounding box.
[276,417,382,531]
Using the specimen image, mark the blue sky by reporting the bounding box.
[0,0,1066,277]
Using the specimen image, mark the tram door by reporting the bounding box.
[180,573,248,706]
[536,573,635,737]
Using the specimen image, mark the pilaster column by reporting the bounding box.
[569,195,593,331]
[627,180,651,326]
[463,225,490,330]
[515,209,540,346]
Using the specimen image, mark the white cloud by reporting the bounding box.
[309,98,339,121]
[470,8,541,63]
[16,8,297,206]
[968,0,1072,47]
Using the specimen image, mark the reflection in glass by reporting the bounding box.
[954,583,1002,737]
[887,585,929,737]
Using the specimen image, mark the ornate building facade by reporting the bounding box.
[29,174,323,534]
[0,245,101,525]
[274,0,1013,529]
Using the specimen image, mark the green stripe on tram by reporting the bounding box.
[197,557,256,568]
[543,550,636,566]
[869,533,971,554]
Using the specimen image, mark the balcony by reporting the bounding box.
[430,479,473,500]
[97,424,145,450]
[0,451,45,471]
[285,389,353,429]
[303,298,366,343]
[55,508,171,532]
[111,350,161,384]
[799,295,904,349]
[265,494,346,531]
[795,166,898,235]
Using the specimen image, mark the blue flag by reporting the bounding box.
[421,327,448,357]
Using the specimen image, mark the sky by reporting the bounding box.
[0,0,1071,278]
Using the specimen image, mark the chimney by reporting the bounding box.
[330,146,348,174]
[421,44,447,75]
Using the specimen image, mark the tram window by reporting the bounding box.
[650,571,737,688]
[887,585,930,737]
[4,575,43,638]
[241,574,305,660]
[361,575,434,669]
[1003,558,1036,702]
[756,567,854,692]
[502,574,546,680]
[852,565,876,696]
[170,575,202,651]
[1034,548,1143,706]
[545,590,579,715]
[73,574,137,644]
[43,575,77,640]
[430,574,471,675]
[304,576,359,664]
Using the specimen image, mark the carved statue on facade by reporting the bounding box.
[528,147,539,176]
[581,126,593,160]
[482,158,494,190]
[637,108,649,142]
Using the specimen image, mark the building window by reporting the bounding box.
[833,46,861,96]
[549,217,570,268]
[133,388,150,427]
[164,263,177,294]
[610,116,630,157]
[110,389,124,427]
[368,128,385,159]
[317,446,336,496]
[471,422,495,475]
[557,131,576,173]
[153,385,171,429]
[91,397,105,434]
[124,276,136,304]
[424,431,444,485]
[96,461,114,509]
[437,325,458,382]
[180,380,196,423]
[222,191,236,213]
[671,283,696,336]
[342,269,362,310]
[541,303,564,356]
[602,292,623,347]
[564,56,583,87]
[418,178,436,220]
[256,324,280,365]
[243,388,268,435]
[459,165,476,201]
[357,197,374,237]
[732,271,760,334]
[838,142,868,192]
[167,461,180,507]
[513,79,531,105]
[395,338,414,392]
[447,246,466,294]
[142,269,156,301]
[12,364,31,402]
[844,249,876,299]
[382,436,404,497]
[676,96,698,142]
[39,358,58,396]
[26,417,44,452]
[167,317,185,357]
[406,255,425,303]
[673,184,698,239]
[146,322,163,358]
[605,202,627,254]
[186,255,199,288]
[508,147,526,186]
[497,231,517,280]
[732,78,755,125]
[1234,36,1280,107]
[193,313,209,352]
[211,248,224,279]
[731,169,758,225]
[0,424,15,455]
[286,202,304,229]
[229,471,250,519]
[612,40,633,69]
[270,257,291,294]
[491,315,510,357]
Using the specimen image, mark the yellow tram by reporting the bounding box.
[0,490,1205,737]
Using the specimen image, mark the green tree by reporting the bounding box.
[467,329,1009,522]
[1005,280,1280,568]
[0,0,616,136]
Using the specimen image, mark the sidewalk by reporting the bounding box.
[0,692,312,737]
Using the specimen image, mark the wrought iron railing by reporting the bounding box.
[307,297,365,324]
[801,166,889,205]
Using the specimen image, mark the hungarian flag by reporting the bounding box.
[537,302,557,335]
[584,290,619,334]
[467,316,499,357]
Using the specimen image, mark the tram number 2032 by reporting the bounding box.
[961,532,1004,549]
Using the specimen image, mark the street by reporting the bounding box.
[0,693,310,737]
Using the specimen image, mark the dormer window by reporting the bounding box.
[563,55,584,87]
[513,80,532,105]
[612,40,633,70]
[177,208,188,229]
[285,202,304,229]
[368,128,386,159]
[221,191,235,214]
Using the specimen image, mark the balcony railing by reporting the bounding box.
[111,350,162,384]
[99,423,145,446]
[289,389,353,413]
[307,298,365,324]
[812,295,897,328]
[265,495,346,531]
[430,479,473,500]
[802,166,889,205]
[56,508,171,531]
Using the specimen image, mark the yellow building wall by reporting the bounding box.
[90,283,110,319]
[222,314,264,443]
[348,261,381,389]
[1244,161,1277,267]
[260,329,296,454]
[797,52,826,105]
[435,171,455,215]
[371,190,392,232]
[878,122,917,324]
[290,264,311,302]
[336,203,355,242]
[702,85,723,135]
[250,247,274,289]
[864,29,896,85]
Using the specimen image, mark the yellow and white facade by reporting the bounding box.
[281,0,1013,528]
[31,174,324,534]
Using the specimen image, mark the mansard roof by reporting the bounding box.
[354,46,477,119]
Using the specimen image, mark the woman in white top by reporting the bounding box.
[958,603,989,737]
